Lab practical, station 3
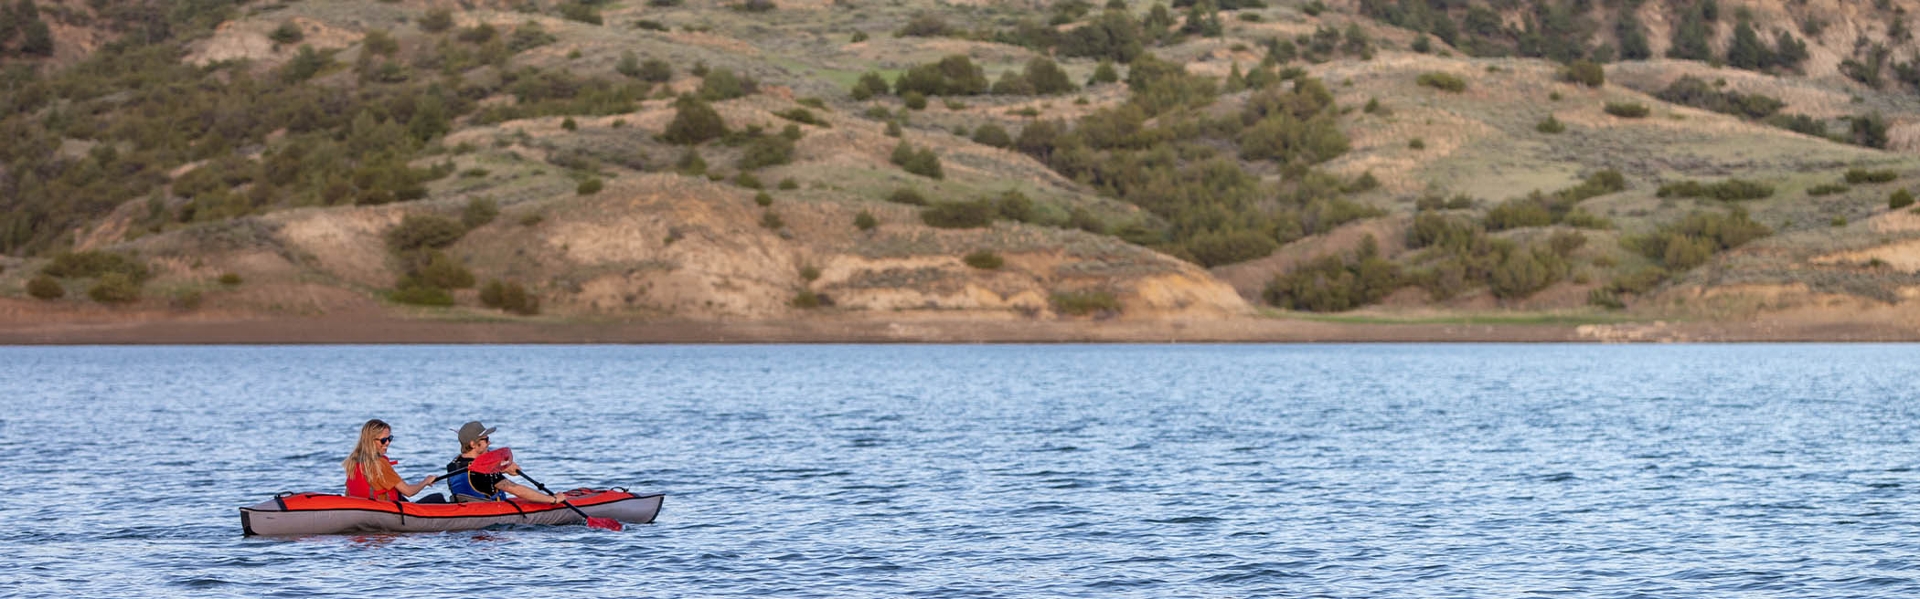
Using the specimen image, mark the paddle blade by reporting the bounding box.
[472,447,514,474]
[585,517,623,531]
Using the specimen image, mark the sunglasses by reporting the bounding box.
[377,436,394,444]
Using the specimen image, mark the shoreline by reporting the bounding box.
[3,313,1917,344]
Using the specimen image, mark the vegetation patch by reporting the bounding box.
[1655,179,1774,201]
[962,250,1005,270]
[1051,290,1120,317]
[1603,102,1650,118]
[1416,72,1466,92]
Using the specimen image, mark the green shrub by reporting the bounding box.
[774,108,828,127]
[1892,188,1916,209]
[854,210,878,231]
[1655,178,1773,201]
[1606,267,1669,296]
[559,1,604,24]
[736,172,764,189]
[1536,115,1566,133]
[903,91,929,110]
[1604,102,1650,118]
[270,21,305,45]
[576,178,604,195]
[963,250,1005,270]
[389,284,455,306]
[675,148,708,175]
[42,251,149,282]
[661,95,728,144]
[638,58,673,83]
[1416,72,1466,92]
[1183,230,1280,267]
[851,71,891,100]
[1051,290,1121,316]
[480,280,540,314]
[1489,248,1568,299]
[1263,250,1401,312]
[1655,76,1784,120]
[754,192,774,207]
[218,272,244,286]
[760,211,785,229]
[1561,60,1604,87]
[188,294,233,317]
[972,123,1013,148]
[509,22,557,52]
[1484,198,1553,230]
[887,188,929,205]
[1588,288,1625,309]
[890,141,944,178]
[419,8,455,33]
[87,273,142,304]
[921,200,996,228]
[462,197,500,229]
[1845,168,1898,184]
[1408,138,1426,150]
[895,54,991,96]
[799,265,821,281]
[698,67,755,101]
[388,214,467,251]
[790,289,829,308]
[1547,230,1587,257]
[1807,183,1850,197]
[1622,209,1771,270]
[26,275,63,300]
[402,251,475,290]
[737,134,796,170]
[1408,212,1480,250]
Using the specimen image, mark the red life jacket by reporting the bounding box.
[345,458,401,501]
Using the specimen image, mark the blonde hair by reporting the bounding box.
[342,419,394,483]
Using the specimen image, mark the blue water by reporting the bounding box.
[2,344,1918,597]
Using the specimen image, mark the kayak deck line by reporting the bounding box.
[239,488,663,536]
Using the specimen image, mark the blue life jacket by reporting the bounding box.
[446,457,508,501]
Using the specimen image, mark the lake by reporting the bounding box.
[2,344,1917,597]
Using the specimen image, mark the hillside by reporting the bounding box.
[3,0,1920,342]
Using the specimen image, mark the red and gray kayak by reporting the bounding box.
[239,488,663,536]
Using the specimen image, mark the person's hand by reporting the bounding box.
[504,464,521,475]
[423,474,438,486]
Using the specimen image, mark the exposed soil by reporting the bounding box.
[4,301,1918,344]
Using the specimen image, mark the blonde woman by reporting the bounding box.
[343,419,438,501]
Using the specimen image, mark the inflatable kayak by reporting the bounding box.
[239,488,662,536]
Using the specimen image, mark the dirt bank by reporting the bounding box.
[3,312,1916,344]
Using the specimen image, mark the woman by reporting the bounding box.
[446,421,565,504]
[342,419,438,501]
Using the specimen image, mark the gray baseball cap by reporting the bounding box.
[457,421,497,446]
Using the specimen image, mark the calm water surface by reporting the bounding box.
[3,344,1919,597]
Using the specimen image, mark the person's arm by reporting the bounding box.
[392,473,439,497]
[496,479,564,504]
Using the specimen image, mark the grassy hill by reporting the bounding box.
[4,0,1920,339]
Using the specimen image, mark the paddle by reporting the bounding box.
[515,470,623,531]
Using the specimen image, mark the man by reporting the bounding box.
[446,421,566,504]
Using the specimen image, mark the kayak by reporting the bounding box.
[239,488,663,536]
